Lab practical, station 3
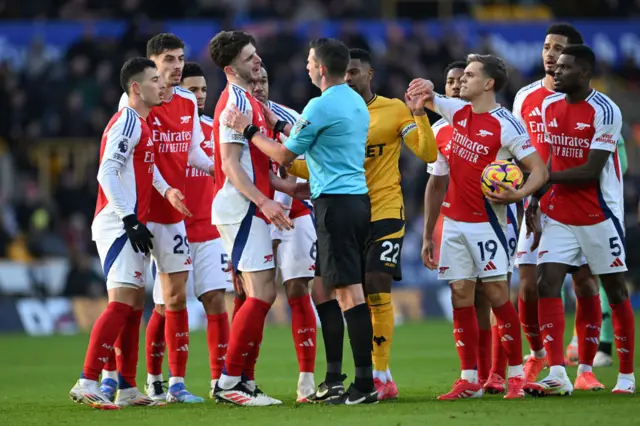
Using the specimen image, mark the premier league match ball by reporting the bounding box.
[481,160,524,197]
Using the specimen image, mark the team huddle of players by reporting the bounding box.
[69,20,634,410]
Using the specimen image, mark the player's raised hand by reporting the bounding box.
[165,188,192,217]
[293,182,311,200]
[405,92,428,116]
[485,180,523,205]
[407,78,435,99]
[421,237,438,270]
[258,101,279,129]
[222,105,251,133]
[122,214,154,254]
[259,198,293,231]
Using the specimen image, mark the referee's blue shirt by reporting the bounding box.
[284,83,369,199]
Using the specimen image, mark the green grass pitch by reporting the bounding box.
[0,317,637,426]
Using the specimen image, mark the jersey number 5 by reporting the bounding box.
[380,241,400,264]
[609,237,622,257]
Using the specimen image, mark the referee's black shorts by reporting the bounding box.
[312,193,371,288]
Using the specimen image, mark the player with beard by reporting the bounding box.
[528,45,634,395]
[423,61,520,394]
[511,24,604,389]
[209,30,308,407]
[409,54,548,400]
[103,34,213,404]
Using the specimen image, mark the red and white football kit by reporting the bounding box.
[511,80,588,268]
[537,90,625,275]
[119,88,213,275]
[212,83,274,273]
[267,100,316,283]
[428,118,519,272]
[432,96,536,282]
[152,114,231,305]
[536,90,634,380]
[93,107,155,289]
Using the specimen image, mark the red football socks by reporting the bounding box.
[611,299,635,374]
[493,301,523,366]
[145,309,165,375]
[518,295,544,352]
[117,309,143,388]
[576,295,602,367]
[538,298,565,366]
[490,324,507,378]
[289,295,317,373]
[453,306,479,371]
[225,297,271,377]
[206,312,229,380]
[477,328,492,383]
[165,309,189,378]
[82,302,132,381]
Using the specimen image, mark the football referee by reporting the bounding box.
[223,38,376,405]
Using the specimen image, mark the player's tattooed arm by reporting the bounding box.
[548,149,611,184]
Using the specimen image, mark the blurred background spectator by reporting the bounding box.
[0,0,639,295]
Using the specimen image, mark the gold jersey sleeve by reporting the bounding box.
[365,95,435,222]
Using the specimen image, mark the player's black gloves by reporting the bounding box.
[122,214,154,254]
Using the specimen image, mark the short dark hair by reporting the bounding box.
[209,30,256,69]
[444,61,467,79]
[466,54,509,93]
[260,62,268,75]
[181,62,204,81]
[309,38,350,77]
[146,33,184,58]
[120,57,156,93]
[349,48,372,65]
[546,23,584,45]
[561,44,596,73]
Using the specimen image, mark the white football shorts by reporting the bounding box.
[276,214,316,283]
[148,221,193,274]
[218,214,274,273]
[438,217,511,281]
[96,234,150,290]
[537,216,627,276]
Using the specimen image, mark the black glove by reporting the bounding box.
[122,214,154,254]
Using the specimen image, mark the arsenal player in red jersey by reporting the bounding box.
[409,54,548,400]
[208,30,305,407]
[423,61,519,395]
[529,45,634,396]
[70,58,167,409]
[511,24,601,386]
[113,34,213,404]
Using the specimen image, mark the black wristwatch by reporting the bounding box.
[274,120,287,134]
[243,124,259,141]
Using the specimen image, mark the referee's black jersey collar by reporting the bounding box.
[366,94,378,106]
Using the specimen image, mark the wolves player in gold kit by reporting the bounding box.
[290,48,437,401]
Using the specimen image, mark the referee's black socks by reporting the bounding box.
[316,299,345,383]
[344,303,374,392]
